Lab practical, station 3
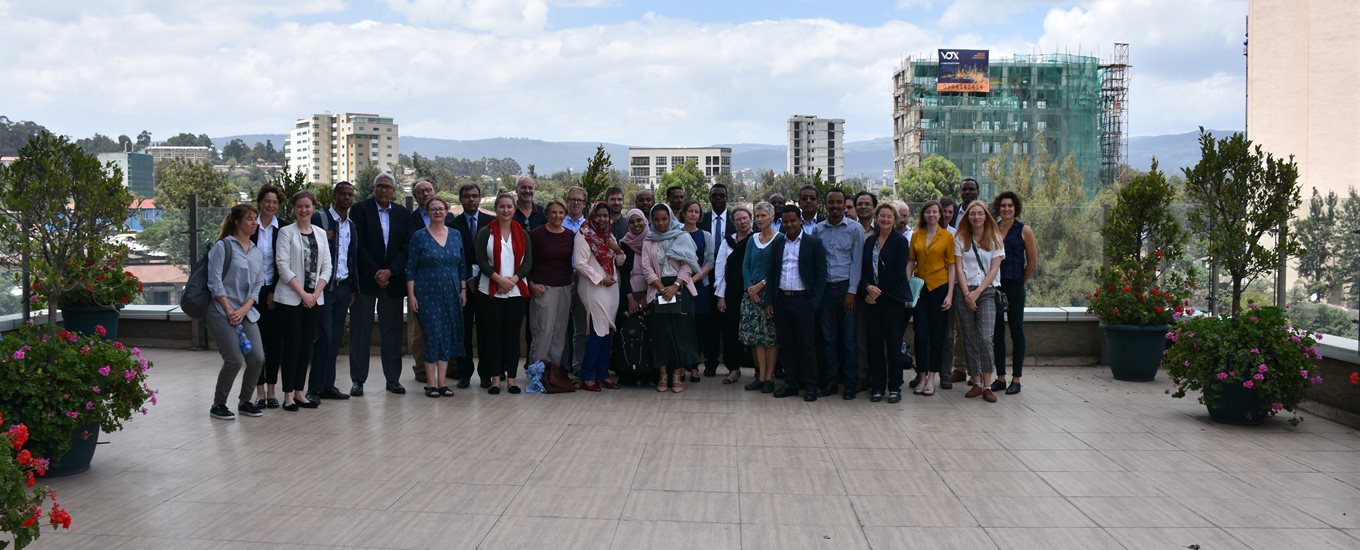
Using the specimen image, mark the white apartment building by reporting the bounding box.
[628,147,732,189]
[145,145,213,164]
[284,113,399,184]
[787,115,845,183]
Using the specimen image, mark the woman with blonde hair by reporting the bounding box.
[739,201,782,393]
[953,199,1004,402]
[475,191,534,394]
[273,190,332,411]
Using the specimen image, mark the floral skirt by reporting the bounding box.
[738,294,777,347]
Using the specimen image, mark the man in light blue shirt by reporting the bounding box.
[563,186,588,233]
[812,188,864,399]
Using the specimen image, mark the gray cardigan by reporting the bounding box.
[208,237,265,322]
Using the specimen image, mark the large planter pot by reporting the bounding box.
[38,423,101,477]
[1103,323,1169,381]
[61,305,119,339]
[1207,383,1267,425]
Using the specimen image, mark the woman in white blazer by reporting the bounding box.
[274,190,333,411]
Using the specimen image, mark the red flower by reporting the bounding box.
[95,274,105,282]
[30,282,40,291]
[1121,286,1131,293]
[1156,306,1164,313]
[58,330,70,340]
[24,470,35,488]
[8,423,29,450]
[48,503,71,529]
[119,296,129,304]
[19,507,39,527]
[1154,249,1164,259]
[1351,372,1359,385]
[16,449,33,466]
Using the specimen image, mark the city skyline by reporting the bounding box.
[2,0,1248,146]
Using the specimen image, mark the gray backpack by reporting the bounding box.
[180,239,232,319]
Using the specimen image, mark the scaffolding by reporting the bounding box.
[892,46,1128,196]
[1099,43,1130,186]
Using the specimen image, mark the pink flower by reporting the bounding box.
[1184,361,1191,367]
[11,350,23,360]
[113,342,125,350]
[123,370,135,380]
[1315,333,1323,340]
[91,386,101,394]
[150,395,158,406]
[1271,402,1284,411]
[1216,372,1229,380]
[1290,335,1301,343]
[1283,324,1292,331]
[95,325,107,337]
[1253,373,1265,381]
[1248,303,1260,311]
[1243,380,1255,389]
[1250,348,1260,354]
[1311,376,1324,385]
[1165,332,1177,341]
[64,411,78,419]
[98,366,110,376]
[1250,316,1258,323]
[1257,364,1268,373]
[83,401,93,410]
[79,346,90,355]
[1301,370,1309,378]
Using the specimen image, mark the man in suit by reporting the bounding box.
[797,185,824,235]
[349,171,412,396]
[407,180,454,385]
[765,205,828,402]
[697,182,735,377]
[307,181,357,402]
[451,183,491,389]
[699,182,736,240]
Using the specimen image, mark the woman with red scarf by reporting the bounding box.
[573,202,625,390]
[474,192,534,394]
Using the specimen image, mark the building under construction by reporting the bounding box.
[892,45,1130,196]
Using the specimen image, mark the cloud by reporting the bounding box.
[381,0,550,33]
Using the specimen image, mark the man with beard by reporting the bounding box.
[606,187,628,239]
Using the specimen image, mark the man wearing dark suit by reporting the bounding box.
[697,182,735,376]
[797,185,825,236]
[407,180,455,384]
[308,181,357,402]
[349,172,411,396]
[450,183,492,389]
[765,205,828,402]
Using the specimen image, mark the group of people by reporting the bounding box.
[203,172,1036,420]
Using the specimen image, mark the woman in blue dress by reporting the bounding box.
[405,196,468,398]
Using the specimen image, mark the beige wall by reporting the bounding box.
[1248,0,1360,199]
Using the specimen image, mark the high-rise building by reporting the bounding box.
[787,115,845,183]
[284,113,399,184]
[145,145,212,164]
[627,147,732,189]
[892,51,1125,195]
[97,151,155,198]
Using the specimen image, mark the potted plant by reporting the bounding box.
[0,325,156,476]
[1164,303,1322,424]
[1088,159,1193,381]
[29,256,141,339]
[1170,129,1308,424]
[0,132,134,335]
[1,410,71,549]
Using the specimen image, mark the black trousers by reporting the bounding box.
[994,278,1027,378]
[278,302,320,393]
[255,286,282,386]
[457,285,481,381]
[773,293,818,391]
[913,285,950,374]
[865,299,906,392]
[350,290,405,386]
[720,294,751,372]
[478,294,528,380]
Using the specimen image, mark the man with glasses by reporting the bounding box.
[563,186,588,233]
[797,184,823,235]
[406,180,453,384]
[349,172,412,396]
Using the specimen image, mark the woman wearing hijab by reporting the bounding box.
[574,202,625,391]
[475,192,534,395]
[618,208,649,318]
[639,204,702,392]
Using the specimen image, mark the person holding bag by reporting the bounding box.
[954,200,1005,403]
[639,204,702,393]
[273,190,332,411]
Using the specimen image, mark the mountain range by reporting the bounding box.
[215,130,1235,178]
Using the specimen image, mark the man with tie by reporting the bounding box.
[697,183,734,376]
[307,181,356,402]
[451,183,492,389]
[349,171,412,396]
[765,205,828,402]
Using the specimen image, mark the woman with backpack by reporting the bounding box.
[207,204,267,421]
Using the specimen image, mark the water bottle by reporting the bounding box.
[235,324,253,354]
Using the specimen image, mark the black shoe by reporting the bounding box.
[424,386,441,398]
[508,385,522,394]
[772,386,799,398]
[744,379,764,391]
[349,383,364,397]
[489,386,501,395]
[320,387,350,400]
[990,379,1006,392]
[305,391,320,403]
[761,381,776,394]
[888,391,902,404]
[1006,381,1022,395]
[843,390,856,401]
[908,375,922,389]
[297,399,320,409]
[282,402,300,412]
[870,391,884,402]
[804,391,818,402]
[774,367,786,379]
[456,378,471,389]
[438,386,455,397]
[237,401,263,417]
[210,405,235,420]
[689,373,701,383]
[939,381,953,390]
[703,366,718,377]
[818,386,837,397]
[386,383,406,395]
[479,378,492,389]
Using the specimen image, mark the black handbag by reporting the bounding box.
[971,244,1008,316]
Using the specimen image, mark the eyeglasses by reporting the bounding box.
[375,184,394,190]
[568,198,586,203]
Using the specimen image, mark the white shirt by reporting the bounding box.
[377,201,392,249]
[258,215,279,285]
[330,207,352,281]
[479,232,523,297]
[956,235,1005,288]
[779,234,805,291]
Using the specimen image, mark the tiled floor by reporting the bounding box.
[26,349,1360,549]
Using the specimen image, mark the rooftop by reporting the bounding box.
[25,348,1360,549]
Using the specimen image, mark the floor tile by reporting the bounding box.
[1228,528,1360,550]
[1105,527,1250,550]
[922,449,1028,472]
[1282,497,1360,528]
[1188,449,1314,472]
[1288,451,1360,472]
[1176,497,1331,528]
[985,527,1125,550]
[389,482,521,515]
[622,490,741,523]
[849,495,975,526]
[828,447,927,470]
[840,468,952,496]
[1071,431,1180,451]
[862,526,997,549]
[738,466,847,495]
[1068,496,1213,527]
[478,516,618,550]
[740,493,859,526]
[1099,449,1221,472]
[633,465,737,492]
[502,486,629,519]
[940,470,1060,497]
[349,510,498,549]
[609,520,740,550]
[1010,450,1124,472]
[739,523,871,550]
[959,496,1094,528]
[908,431,1003,450]
[1037,471,1166,497]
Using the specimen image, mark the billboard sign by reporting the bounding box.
[937,49,990,93]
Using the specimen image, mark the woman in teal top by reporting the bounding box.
[739,201,784,393]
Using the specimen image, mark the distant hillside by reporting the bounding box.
[215,131,1229,179]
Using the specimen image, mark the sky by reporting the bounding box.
[0,0,1248,146]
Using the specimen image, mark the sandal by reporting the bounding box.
[583,381,602,392]
[688,371,701,383]
[671,374,685,393]
[438,386,455,397]
[601,380,620,390]
[656,377,669,392]
[424,387,441,398]
[723,371,741,384]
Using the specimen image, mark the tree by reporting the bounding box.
[0,116,51,156]
[0,132,132,325]
[896,154,961,201]
[354,164,383,201]
[1293,188,1342,302]
[1182,129,1303,316]
[75,133,122,155]
[135,130,152,151]
[268,162,309,222]
[1101,158,1188,266]
[222,138,252,164]
[117,134,133,151]
[152,158,236,209]
[579,144,613,201]
[658,159,708,207]
[1337,188,1360,308]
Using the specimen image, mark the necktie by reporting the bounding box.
[714,212,723,238]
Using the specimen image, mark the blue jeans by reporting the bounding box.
[580,328,612,382]
[819,281,858,388]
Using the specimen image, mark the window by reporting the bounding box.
[631,156,649,166]
[672,156,684,165]
[632,167,650,177]
[656,156,667,165]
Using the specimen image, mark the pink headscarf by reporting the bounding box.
[620,208,648,252]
